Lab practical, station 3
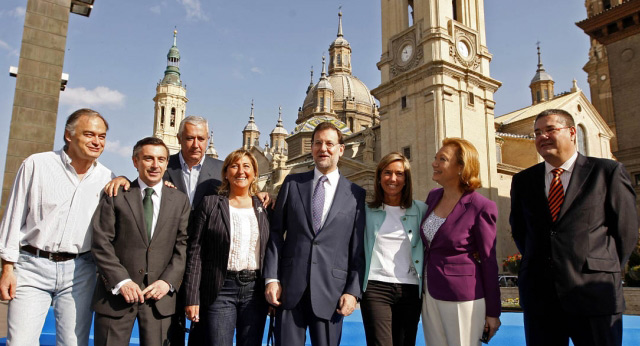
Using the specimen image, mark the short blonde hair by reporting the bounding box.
[442,138,482,192]
[217,149,259,197]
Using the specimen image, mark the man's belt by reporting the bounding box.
[21,245,87,262]
[226,269,260,283]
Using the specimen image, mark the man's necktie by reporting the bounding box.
[312,176,328,233]
[548,168,565,222]
[143,187,154,240]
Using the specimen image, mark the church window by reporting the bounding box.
[402,146,412,160]
[536,91,541,103]
[170,108,176,127]
[408,0,414,26]
[603,0,612,11]
[401,96,407,109]
[160,107,165,125]
[452,0,459,22]
[348,118,354,132]
[320,96,325,110]
[544,90,549,100]
[635,174,640,187]
[468,92,475,106]
[337,54,342,66]
[577,124,588,155]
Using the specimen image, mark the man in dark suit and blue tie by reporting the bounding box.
[510,109,638,346]
[264,121,366,346]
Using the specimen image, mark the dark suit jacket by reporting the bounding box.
[164,154,224,209]
[510,154,638,315]
[263,170,366,320]
[420,188,501,317]
[183,195,270,307]
[91,181,191,317]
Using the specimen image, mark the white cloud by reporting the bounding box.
[0,7,25,18]
[176,0,208,21]
[60,86,126,110]
[104,140,132,158]
[0,39,19,57]
[150,5,162,14]
[250,67,263,75]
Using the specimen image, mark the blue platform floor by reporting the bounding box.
[1,308,639,345]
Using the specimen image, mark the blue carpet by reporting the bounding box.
[1,308,639,345]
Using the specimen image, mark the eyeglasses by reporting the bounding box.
[312,140,341,149]
[534,126,571,138]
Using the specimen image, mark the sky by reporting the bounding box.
[0,0,592,183]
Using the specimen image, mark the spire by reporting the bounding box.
[530,42,555,105]
[243,99,259,132]
[278,106,283,126]
[321,56,326,77]
[306,66,314,94]
[205,130,219,159]
[337,8,343,37]
[536,43,544,72]
[530,42,554,84]
[317,55,333,90]
[161,29,182,86]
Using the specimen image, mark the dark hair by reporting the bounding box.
[311,121,344,144]
[132,137,169,158]
[217,149,259,197]
[63,108,109,149]
[442,138,482,192]
[534,109,575,127]
[369,152,413,209]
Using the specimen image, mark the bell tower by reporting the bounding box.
[153,30,188,154]
[372,0,501,199]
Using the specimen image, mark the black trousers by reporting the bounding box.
[360,280,422,346]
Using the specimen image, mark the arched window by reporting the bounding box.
[577,124,588,155]
[408,0,414,26]
[160,107,165,128]
[170,108,176,127]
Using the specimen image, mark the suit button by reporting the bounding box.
[408,230,412,233]
[550,231,557,236]
[415,260,419,264]
[139,269,144,274]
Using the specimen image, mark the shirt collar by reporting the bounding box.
[59,148,97,173]
[137,177,163,198]
[314,167,340,187]
[545,150,578,175]
[179,151,205,171]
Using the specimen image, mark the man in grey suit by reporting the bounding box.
[92,137,191,345]
[264,122,366,346]
[510,109,638,346]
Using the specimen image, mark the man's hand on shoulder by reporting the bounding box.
[0,261,17,301]
[336,293,357,316]
[256,192,275,209]
[104,176,130,197]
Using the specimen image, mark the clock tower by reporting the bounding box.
[371,0,501,199]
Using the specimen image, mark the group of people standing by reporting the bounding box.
[0,107,637,346]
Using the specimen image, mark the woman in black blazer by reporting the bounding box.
[183,149,270,346]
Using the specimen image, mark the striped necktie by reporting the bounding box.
[312,176,328,233]
[548,168,565,222]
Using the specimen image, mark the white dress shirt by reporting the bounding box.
[544,151,578,197]
[312,167,341,229]
[0,150,114,262]
[179,152,205,205]
[227,205,261,271]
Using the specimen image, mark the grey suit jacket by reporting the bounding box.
[263,170,366,320]
[164,154,223,209]
[510,154,638,315]
[91,180,191,317]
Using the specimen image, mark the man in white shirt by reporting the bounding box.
[91,137,190,345]
[0,108,114,345]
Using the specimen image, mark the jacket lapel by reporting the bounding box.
[167,154,187,194]
[558,154,592,222]
[123,181,149,246]
[431,192,471,246]
[296,171,315,234]
[321,175,349,233]
[151,185,173,243]
[219,196,231,236]
[531,163,553,223]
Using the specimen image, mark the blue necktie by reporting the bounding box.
[312,176,327,233]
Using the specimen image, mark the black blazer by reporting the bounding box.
[183,195,270,307]
[510,154,638,315]
[164,154,224,209]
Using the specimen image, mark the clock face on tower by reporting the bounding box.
[457,40,470,58]
[401,44,414,62]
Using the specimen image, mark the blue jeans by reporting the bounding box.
[7,251,96,346]
[202,277,268,346]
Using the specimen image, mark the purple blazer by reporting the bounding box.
[420,188,501,317]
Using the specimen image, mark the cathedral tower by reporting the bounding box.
[270,106,288,154]
[243,100,260,150]
[529,45,555,105]
[153,30,188,154]
[372,0,501,199]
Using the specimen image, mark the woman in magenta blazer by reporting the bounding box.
[420,138,501,345]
